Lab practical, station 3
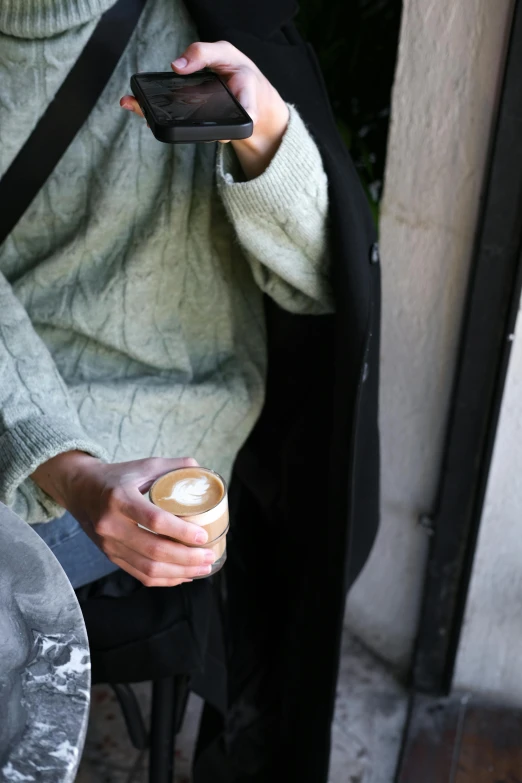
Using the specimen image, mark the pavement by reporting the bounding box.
[76,628,408,783]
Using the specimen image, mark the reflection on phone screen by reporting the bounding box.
[137,74,245,122]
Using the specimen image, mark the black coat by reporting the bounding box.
[183,1,382,781]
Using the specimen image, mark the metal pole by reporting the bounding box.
[149,677,178,783]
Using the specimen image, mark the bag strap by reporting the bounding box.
[0,0,148,247]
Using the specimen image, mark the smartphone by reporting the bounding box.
[130,71,254,144]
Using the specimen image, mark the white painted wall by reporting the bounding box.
[453,300,522,702]
[344,0,514,672]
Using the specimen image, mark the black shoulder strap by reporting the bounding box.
[0,0,147,247]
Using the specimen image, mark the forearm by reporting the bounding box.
[0,273,109,522]
[218,105,333,314]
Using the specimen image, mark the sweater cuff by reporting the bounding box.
[216,103,328,217]
[0,415,110,523]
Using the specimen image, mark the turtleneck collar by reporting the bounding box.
[0,0,119,39]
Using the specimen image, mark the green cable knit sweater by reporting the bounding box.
[0,0,332,524]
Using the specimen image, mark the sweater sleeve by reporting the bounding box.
[0,273,109,523]
[216,104,334,315]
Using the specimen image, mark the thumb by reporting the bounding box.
[135,457,199,494]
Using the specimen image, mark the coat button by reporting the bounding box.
[370,242,380,264]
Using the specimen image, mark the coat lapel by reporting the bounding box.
[183,0,298,40]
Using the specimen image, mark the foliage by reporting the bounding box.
[296,0,402,223]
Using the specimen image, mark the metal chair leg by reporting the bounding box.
[149,677,178,783]
[111,683,148,750]
[174,675,190,734]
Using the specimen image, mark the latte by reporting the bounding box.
[149,467,229,577]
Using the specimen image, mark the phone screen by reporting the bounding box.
[135,73,247,124]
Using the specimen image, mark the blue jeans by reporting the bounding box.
[32,513,120,589]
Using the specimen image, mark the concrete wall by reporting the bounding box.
[344,0,514,672]
[453,299,522,702]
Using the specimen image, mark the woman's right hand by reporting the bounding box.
[31,452,216,586]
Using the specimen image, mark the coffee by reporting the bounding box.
[149,467,228,577]
[150,467,224,516]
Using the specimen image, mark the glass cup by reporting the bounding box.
[148,467,228,578]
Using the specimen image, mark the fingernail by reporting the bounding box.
[198,565,212,576]
[195,532,208,544]
[121,103,132,111]
[172,57,188,69]
[204,551,216,564]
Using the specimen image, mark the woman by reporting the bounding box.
[0,0,380,779]
[1,7,330,586]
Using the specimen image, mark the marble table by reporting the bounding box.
[0,502,90,782]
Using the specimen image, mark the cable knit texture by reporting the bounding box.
[0,0,117,38]
[0,0,332,523]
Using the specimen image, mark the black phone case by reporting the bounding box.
[130,72,253,144]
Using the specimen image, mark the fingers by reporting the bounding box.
[172,46,258,129]
[112,540,214,581]
[172,40,254,76]
[229,73,258,123]
[120,95,144,118]
[217,75,257,141]
[110,556,198,588]
[105,485,209,545]
[99,516,216,567]
[96,513,216,586]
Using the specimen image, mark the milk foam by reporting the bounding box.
[161,476,212,507]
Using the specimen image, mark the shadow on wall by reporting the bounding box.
[297,0,403,224]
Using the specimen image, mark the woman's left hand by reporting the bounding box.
[120,40,290,179]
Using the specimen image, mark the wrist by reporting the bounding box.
[232,100,289,179]
[31,451,101,507]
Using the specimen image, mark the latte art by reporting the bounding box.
[162,476,212,507]
[150,466,225,515]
